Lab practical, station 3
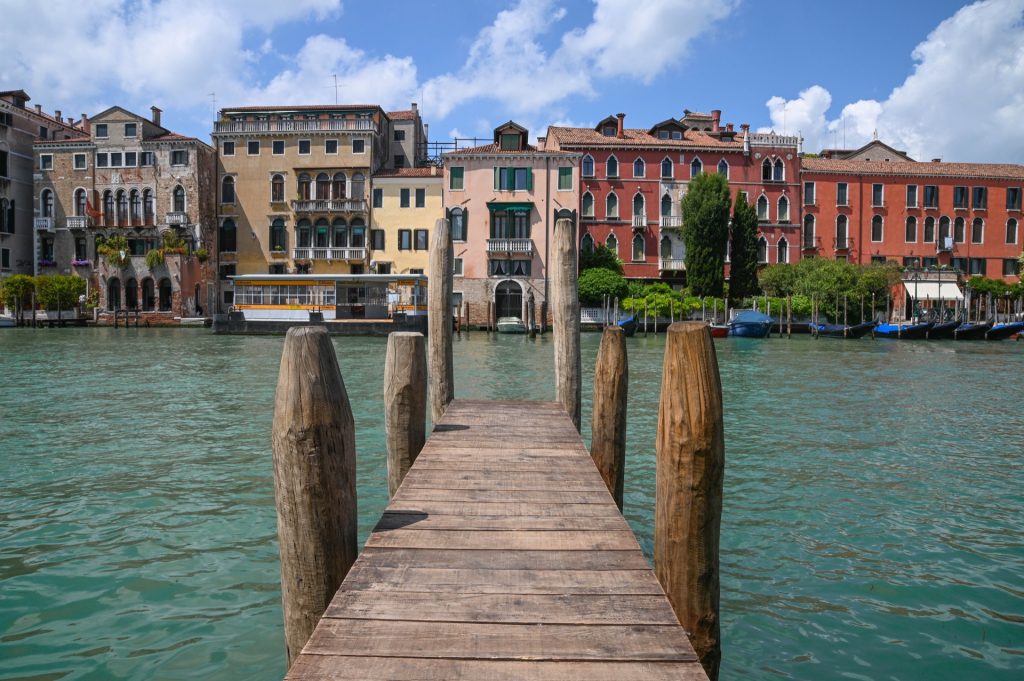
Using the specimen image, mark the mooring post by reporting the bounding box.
[551,216,581,431]
[527,291,537,339]
[427,217,454,424]
[384,331,426,498]
[590,326,628,510]
[655,322,724,681]
[271,326,357,668]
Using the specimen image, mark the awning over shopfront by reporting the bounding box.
[486,202,534,213]
[903,280,963,301]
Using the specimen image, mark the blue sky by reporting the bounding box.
[4,0,1023,161]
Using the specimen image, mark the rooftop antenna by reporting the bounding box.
[331,75,339,104]
[843,116,846,148]
[209,92,216,119]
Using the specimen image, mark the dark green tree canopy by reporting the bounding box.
[682,172,732,297]
[580,243,623,274]
[728,195,760,301]
[577,267,629,305]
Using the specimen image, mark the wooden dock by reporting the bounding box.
[285,398,708,680]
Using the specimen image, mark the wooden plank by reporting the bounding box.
[390,488,612,504]
[364,528,640,551]
[380,501,624,518]
[341,565,665,595]
[374,512,629,532]
[354,547,652,571]
[304,619,696,661]
[324,592,682,625]
[287,655,708,681]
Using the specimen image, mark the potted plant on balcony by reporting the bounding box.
[145,248,165,270]
[71,258,91,268]
[195,248,209,263]
[98,235,130,268]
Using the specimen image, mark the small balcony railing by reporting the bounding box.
[291,199,368,214]
[802,236,821,251]
[66,216,90,230]
[166,212,189,225]
[214,119,378,134]
[660,215,683,229]
[34,217,54,231]
[834,236,853,251]
[486,238,533,254]
[937,237,954,253]
[292,247,367,261]
[632,214,647,228]
[659,257,686,271]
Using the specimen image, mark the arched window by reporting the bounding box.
[222,176,235,204]
[661,193,672,217]
[107,277,121,311]
[350,218,366,247]
[838,215,850,248]
[762,158,772,182]
[582,191,594,217]
[756,195,768,221]
[971,217,984,244]
[954,217,966,243]
[757,236,768,263]
[116,190,127,224]
[717,159,729,177]
[905,216,917,242]
[130,190,141,225]
[803,214,815,249]
[924,216,935,243]
[450,207,466,241]
[297,218,312,248]
[219,218,237,252]
[494,280,523,318]
[606,155,619,178]
[271,174,285,202]
[1007,218,1018,245]
[75,188,87,217]
[351,173,365,199]
[777,195,789,223]
[660,235,671,258]
[125,278,138,310]
[172,185,185,213]
[938,216,951,244]
[632,233,645,261]
[332,218,348,248]
[632,192,644,220]
[141,278,155,311]
[661,157,673,179]
[103,190,114,225]
[606,192,618,219]
[633,158,645,178]
[314,218,330,247]
[41,189,54,217]
[773,159,784,181]
[777,237,789,264]
[158,278,173,311]
[332,173,347,200]
[298,173,311,200]
[690,157,703,177]
[581,233,594,253]
[316,173,330,200]
[582,154,594,177]
[606,232,618,254]
[143,189,155,224]
[270,218,287,251]
[870,214,882,242]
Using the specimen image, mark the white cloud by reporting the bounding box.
[764,0,1024,162]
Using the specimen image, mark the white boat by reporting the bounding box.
[496,316,527,334]
[0,316,15,328]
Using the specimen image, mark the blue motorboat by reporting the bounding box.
[986,321,1024,340]
[728,310,773,338]
[873,321,933,339]
[617,314,637,337]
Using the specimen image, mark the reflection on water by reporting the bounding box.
[1,328,1022,680]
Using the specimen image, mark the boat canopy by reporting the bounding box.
[903,281,963,301]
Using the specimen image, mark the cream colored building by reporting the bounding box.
[369,167,443,275]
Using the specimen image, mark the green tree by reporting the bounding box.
[577,267,628,305]
[1,274,36,321]
[728,195,759,301]
[579,243,623,274]
[758,264,797,297]
[36,275,87,311]
[682,172,732,296]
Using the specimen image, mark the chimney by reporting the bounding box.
[54,110,61,122]
[411,102,417,112]
[81,113,90,133]
[711,109,721,132]
[740,123,750,133]
[35,104,42,114]
[616,112,625,138]
[726,123,734,132]
[151,106,162,127]
[931,158,942,163]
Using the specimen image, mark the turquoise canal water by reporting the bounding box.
[1,328,1022,680]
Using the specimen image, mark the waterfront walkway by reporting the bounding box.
[285,398,707,680]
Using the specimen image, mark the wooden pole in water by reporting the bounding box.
[655,322,724,681]
[590,326,628,510]
[427,217,454,424]
[843,295,848,337]
[551,216,581,431]
[527,291,537,338]
[384,331,426,498]
[31,291,36,328]
[271,326,357,668]
[787,296,792,338]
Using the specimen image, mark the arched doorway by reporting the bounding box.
[108,277,122,310]
[125,278,139,310]
[494,280,523,319]
[141,278,155,311]
[158,278,173,311]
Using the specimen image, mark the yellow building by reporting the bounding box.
[369,167,443,275]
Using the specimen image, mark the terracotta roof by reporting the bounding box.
[445,142,536,154]
[802,158,1024,180]
[148,132,201,142]
[34,137,92,146]
[387,110,418,121]
[373,167,441,178]
[546,126,741,149]
[221,104,384,114]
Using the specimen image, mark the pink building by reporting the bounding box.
[443,122,579,326]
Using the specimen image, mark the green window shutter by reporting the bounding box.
[526,167,533,191]
[493,167,499,190]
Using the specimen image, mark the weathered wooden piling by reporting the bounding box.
[427,218,454,424]
[551,215,581,431]
[271,326,357,667]
[590,326,628,510]
[384,331,426,498]
[527,290,537,338]
[655,322,725,681]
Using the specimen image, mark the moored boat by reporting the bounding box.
[986,321,1024,340]
[873,321,933,339]
[616,315,637,337]
[728,310,772,338]
[952,320,993,340]
[496,316,527,334]
[926,320,961,339]
[709,323,729,338]
[810,321,877,338]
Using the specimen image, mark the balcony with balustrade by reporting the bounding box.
[659,215,683,229]
[66,216,90,230]
[291,199,368,215]
[292,247,367,262]
[631,214,647,228]
[659,257,686,271]
[213,118,378,134]
[34,217,53,231]
[166,212,189,226]
[486,238,533,256]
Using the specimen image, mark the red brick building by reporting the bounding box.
[543,110,801,281]
[801,141,1022,282]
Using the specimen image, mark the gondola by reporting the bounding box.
[810,320,877,339]
[728,310,773,338]
[616,315,637,337]
[926,320,961,339]
[986,321,1024,340]
[952,320,993,340]
[873,321,933,339]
